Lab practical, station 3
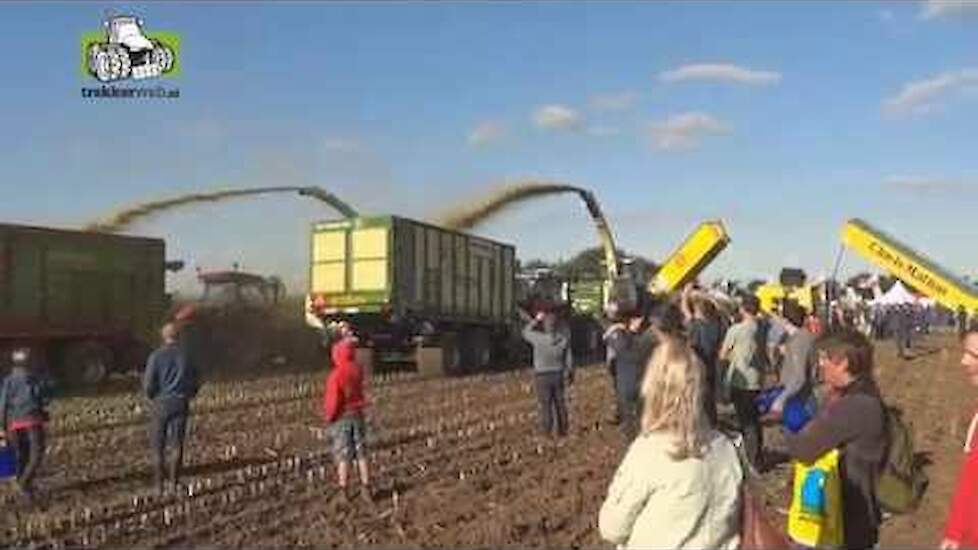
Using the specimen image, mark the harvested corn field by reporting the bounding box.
[0,333,969,549]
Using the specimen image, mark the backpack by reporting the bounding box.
[877,406,928,514]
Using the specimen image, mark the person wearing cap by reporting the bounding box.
[144,323,200,495]
[0,347,52,504]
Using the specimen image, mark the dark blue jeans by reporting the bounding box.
[534,371,568,437]
[11,426,45,493]
[150,397,189,489]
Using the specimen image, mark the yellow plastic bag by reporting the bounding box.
[787,448,844,549]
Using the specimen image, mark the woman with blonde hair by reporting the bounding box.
[599,335,744,549]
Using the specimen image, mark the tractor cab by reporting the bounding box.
[168,268,294,373]
[197,269,285,311]
[196,269,284,313]
[516,268,567,314]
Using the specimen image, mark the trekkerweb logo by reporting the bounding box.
[80,13,181,99]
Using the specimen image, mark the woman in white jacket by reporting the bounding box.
[599,334,744,549]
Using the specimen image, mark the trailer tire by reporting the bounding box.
[442,333,462,375]
[63,341,112,386]
[468,329,492,371]
[118,340,152,374]
[415,333,460,377]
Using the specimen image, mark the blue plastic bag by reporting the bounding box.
[0,445,16,479]
[783,396,816,434]
[754,385,815,434]
[754,386,785,415]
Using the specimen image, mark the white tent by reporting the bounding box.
[874,280,918,306]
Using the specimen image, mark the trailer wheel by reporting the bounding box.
[442,333,462,375]
[118,340,152,374]
[415,333,460,377]
[468,329,492,371]
[63,342,112,386]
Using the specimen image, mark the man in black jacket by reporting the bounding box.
[144,323,200,495]
[681,287,724,427]
[604,312,656,441]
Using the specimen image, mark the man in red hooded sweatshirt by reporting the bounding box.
[941,324,978,549]
[323,333,371,501]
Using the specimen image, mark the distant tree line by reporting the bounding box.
[519,246,659,285]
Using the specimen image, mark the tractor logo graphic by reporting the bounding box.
[83,15,178,82]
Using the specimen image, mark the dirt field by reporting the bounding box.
[0,331,971,548]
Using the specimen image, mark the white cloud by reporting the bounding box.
[468,121,506,146]
[884,175,971,194]
[920,0,978,20]
[587,126,621,137]
[321,138,363,153]
[649,112,731,152]
[532,104,584,131]
[882,68,978,117]
[589,90,640,111]
[659,63,782,86]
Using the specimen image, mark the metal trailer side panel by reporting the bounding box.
[501,246,514,320]
[0,224,165,346]
[389,217,513,325]
[4,232,43,322]
[440,230,455,315]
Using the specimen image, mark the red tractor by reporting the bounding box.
[171,268,316,375]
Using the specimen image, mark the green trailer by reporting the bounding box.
[0,223,168,384]
[306,215,517,376]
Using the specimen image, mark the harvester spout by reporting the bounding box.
[297,187,359,219]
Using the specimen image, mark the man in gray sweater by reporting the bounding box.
[523,310,574,438]
[768,300,817,418]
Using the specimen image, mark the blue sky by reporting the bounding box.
[0,1,976,293]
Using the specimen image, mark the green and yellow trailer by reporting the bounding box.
[305,215,517,376]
